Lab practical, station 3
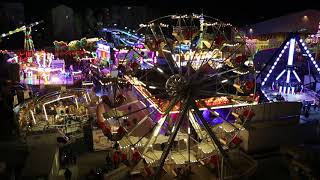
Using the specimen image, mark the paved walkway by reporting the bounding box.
[57,165,79,180]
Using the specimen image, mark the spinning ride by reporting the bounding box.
[97,14,258,178]
[17,88,98,137]
[260,34,320,103]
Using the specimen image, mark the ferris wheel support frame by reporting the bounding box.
[154,96,189,178]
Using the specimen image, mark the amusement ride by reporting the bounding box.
[95,14,258,178]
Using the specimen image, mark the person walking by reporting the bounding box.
[113,151,120,169]
[64,168,72,180]
[313,103,317,111]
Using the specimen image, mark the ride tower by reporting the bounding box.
[260,33,320,102]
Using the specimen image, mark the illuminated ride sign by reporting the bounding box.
[96,43,111,64]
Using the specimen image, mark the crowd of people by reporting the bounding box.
[301,100,320,118]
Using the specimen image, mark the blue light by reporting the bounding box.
[287,38,296,66]
[286,70,291,83]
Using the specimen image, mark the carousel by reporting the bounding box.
[17,88,99,138]
[95,14,258,179]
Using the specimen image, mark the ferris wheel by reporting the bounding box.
[98,14,258,178]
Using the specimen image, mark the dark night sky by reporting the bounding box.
[11,0,319,26]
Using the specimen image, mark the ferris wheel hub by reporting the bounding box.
[165,74,188,97]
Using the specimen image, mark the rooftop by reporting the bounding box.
[244,9,320,36]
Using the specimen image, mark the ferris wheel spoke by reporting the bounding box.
[155,97,190,177]
[127,110,156,136]
[157,24,178,74]
[200,29,230,65]
[113,106,152,120]
[129,117,159,148]
[194,36,217,72]
[133,91,168,103]
[193,68,239,90]
[223,43,244,62]
[208,67,240,78]
[137,68,170,85]
[197,89,237,98]
[190,99,232,166]
[141,96,180,156]
[197,99,241,132]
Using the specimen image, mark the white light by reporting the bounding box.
[42,95,75,121]
[214,111,220,116]
[276,57,280,61]
[299,39,303,43]
[30,110,36,124]
[279,86,282,93]
[286,42,290,45]
[262,82,265,86]
[286,70,291,83]
[316,64,319,68]
[293,70,301,82]
[309,54,312,57]
[271,66,275,70]
[264,77,268,81]
[75,98,79,109]
[287,38,296,66]
[279,54,282,57]
[311,57,314,60]
[1,33,5,37]
[281,50,285,53]
[283,86,287,94]
[149,86,157,89]
[302,43,305,46]
[140,82,146,86]
[291,87,295,94]
[52,76,60,82]
[276,69,286,80]
[267,74,270,77]
[157,67,164,73]
[269,69,273,73]
[306,50,310,53]
[284,45,288,49]
[221,79,228,83]
[318,68,320,71]
[304,47,307,50]
[313,61,316,65]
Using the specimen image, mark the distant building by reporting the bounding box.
[244,10,320,56]
[109,6,149,29]
[244,9,320,38]
[0,2,25,31]
[0,3,25,49]
[51,4,76,41]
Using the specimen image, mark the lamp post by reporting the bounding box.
[249,28,253,39]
